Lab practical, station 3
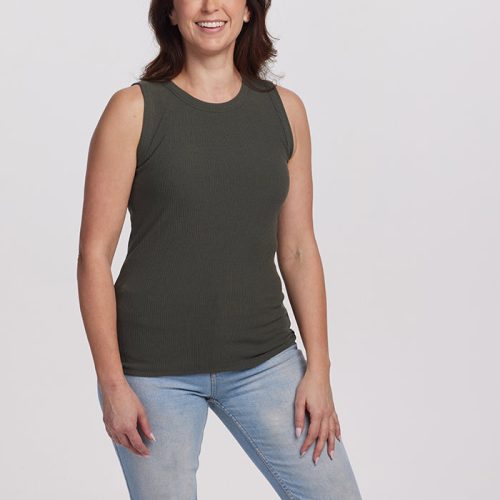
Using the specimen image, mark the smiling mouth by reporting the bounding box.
[195,20,228,30]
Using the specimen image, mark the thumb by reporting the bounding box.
[137,407,156,442]
[294,394,306,438]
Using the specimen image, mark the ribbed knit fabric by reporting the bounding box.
[115,76,297,376]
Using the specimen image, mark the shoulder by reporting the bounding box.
[106,84,144,123]
[96,84,144,140]
[274,84,307,124]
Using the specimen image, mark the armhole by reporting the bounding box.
[268,86,295,161]
[130,81,153,169]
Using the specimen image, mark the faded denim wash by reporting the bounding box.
[97,344,363,499]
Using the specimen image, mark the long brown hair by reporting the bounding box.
[137,0,283,90]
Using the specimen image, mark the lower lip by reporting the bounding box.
[195,22,227,34]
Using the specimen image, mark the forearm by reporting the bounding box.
[278,243,331,376]
[77,251,126,389]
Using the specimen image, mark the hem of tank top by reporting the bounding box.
[120,339,298,377]
[161,76,250,113]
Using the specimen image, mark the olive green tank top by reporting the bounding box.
[115,76,297,376]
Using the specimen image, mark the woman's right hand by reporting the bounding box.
[99,379,156,457]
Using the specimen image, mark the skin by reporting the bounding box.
[77,0,341,464]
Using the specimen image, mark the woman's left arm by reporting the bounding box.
[275,85,341,464]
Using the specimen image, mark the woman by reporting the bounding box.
[77,0,363,498]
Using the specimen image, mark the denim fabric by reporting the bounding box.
[97,344,362,499]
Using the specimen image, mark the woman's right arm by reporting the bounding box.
[77,84,154,457]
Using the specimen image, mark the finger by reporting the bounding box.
[333,413,341,441]
[312,417,330,465]
[105,425,121,446]
[299,410,321,457]
[108,431,120,446]
[104,424,113,439]
[294,394,306,438]
[115,432,132,451]
[327,416,336,459]
[127,428,151,457]
[137,408,156,442]
[114,431,143,456]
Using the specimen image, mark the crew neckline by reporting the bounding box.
[163,77,249,112]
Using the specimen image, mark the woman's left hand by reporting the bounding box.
[294,368,341,464]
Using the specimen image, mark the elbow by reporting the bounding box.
[277,245,306,271]
[77,245,113,271]
[277,237,319,271]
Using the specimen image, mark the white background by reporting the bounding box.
[1,0,499,498]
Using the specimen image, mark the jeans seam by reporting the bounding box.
[98,383,135,499]
[209,398,295,499]
[212,373,217,399]
[113,443,135,500]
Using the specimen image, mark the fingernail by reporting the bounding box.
[300,451,305,458]
[328,450,333,460]
[295,427,302,438]
[313,457,319,465]
[150,433,156,441]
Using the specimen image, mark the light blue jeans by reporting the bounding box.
[97,344,362,499]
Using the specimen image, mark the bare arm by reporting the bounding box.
[275,85,340,464]
[77,86,140,387]
[77,85,154,456]
[275,85,330,375]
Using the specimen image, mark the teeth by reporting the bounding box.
[196,21,226,28]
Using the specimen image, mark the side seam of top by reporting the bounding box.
[267,85,295,161]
